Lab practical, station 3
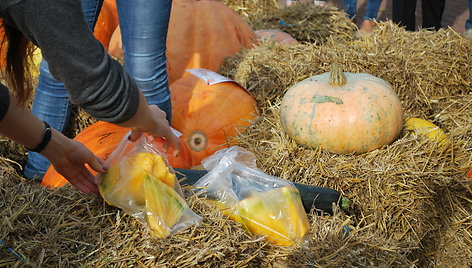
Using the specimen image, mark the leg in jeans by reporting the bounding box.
[24,0,104,180]
[421,0,445,30]
[343,0,357,20]
[358,0,382,33]
[364,0,382,21]
[116,0,173,123]
[392,0,417,31]
[467,0,472,30]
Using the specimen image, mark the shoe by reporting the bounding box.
[314,0,326,7]
[359,20,377,33]
[464,29,472,38]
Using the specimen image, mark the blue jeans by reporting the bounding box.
[344,0,382,21]
[467,0,472,30]
[25,0,172,180]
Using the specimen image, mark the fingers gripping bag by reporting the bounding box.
[98,133,201,238]
[193,146,310,246]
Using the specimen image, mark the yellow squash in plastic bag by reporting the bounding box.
[99,152,177,207]
[216,186,309,246]
[143,173,187,238]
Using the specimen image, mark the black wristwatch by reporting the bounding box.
[27,121,52,153]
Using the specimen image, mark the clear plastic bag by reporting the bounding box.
[194,146,309,246]
[98,133,201,238]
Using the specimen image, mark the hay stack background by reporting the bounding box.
[222,22,471,114]
[1,2,471,267]
[224,1,356,44]
[252,3,356,44]
[221,21,472,266]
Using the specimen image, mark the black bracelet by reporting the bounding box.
[27,121,52,153]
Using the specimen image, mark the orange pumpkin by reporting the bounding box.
[280,63,403,154]
[170,72,257,166]
[41,121,193,188]
[108,0,257,85]
[255,29,299,45]
[93,0,119,50]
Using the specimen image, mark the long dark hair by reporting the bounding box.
[1,20,34,105]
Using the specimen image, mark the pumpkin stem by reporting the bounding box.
[328,63,347,87]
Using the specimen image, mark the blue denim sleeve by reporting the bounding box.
[2,0,139,124]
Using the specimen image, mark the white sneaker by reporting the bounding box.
[314,0,326,6]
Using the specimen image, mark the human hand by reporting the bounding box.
[0,95,106,194]
[128,104,181,156]
[42,131,106,195]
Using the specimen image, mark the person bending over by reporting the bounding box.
[0,0,180,194]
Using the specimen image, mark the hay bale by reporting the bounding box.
[2,105,468,266]
[0,138,27,168]
[222,0,279,20]
[1,174,415,267]
[223,0,356,44]
[424,96,472,266]
[422,181,472,267]
[221,22,472,115]
[221,22,472,265]
[249,3,356,44]
[229,99,471,264]
[1,15,470,268]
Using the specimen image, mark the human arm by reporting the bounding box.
[119,91,181,154]
[0,86,106,194]
[2,0,179,153]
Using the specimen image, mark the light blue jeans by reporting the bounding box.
[24,0,172,180]
[467,0,472,30]
[344,0,382,21]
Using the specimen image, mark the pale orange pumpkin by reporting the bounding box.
[255,29,299,45]
[280,63,403,154]
[41,121,193,188]
[93,0,119,50]
[170,72,257,166]
[108,0,257,85]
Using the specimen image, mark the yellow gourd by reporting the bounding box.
[212,186,309,246]
[405,118,450,147]
[99,152,176,207]
[144,174,187,238]
[99,152,201,238]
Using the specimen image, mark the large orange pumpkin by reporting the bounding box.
[108,0,257,85]
[93,0,119,50]
[170,71,257,166]
[41,121,193,188]
[280,63,403,154]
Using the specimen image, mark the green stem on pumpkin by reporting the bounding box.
[328,62,347,87]
[341,197,350,211]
